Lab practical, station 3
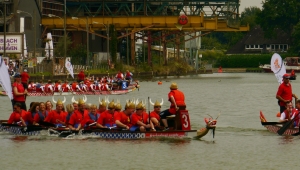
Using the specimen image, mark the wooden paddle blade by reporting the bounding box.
[277,120,294,135]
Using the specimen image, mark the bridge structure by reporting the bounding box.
[41,0,249,66]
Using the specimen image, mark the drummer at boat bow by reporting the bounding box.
[44,98,67,127]
[279,101,300,127]
[276,74,298,113]
[68,97,88,130]
[115,100,135,130]
[96,100,116,128]
[160,82,186,130]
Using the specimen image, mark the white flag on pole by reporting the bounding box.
[0,56,13,100]
[65,58,74,79]
[271,53,286,84]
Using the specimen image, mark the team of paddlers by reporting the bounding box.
[7,96,166,132]
[27,71,135,93]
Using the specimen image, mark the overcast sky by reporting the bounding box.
[240,0,263,11]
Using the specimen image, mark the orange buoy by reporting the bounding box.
[218,66,223,73]
[158,81,162,85]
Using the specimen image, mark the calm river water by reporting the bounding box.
[0,73,299,170]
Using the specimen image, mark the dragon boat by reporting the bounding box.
[260,111,299,135]
[0,83,139,96]
[0,111,218,139]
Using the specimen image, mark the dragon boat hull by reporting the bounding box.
[260,111,299,135]
[0,123,196,139]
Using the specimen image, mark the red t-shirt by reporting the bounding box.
[7,110,28,124]
[131,112,149,126]
[150,111,160,121]
[69,110,88,126]
[78,71,85,81]
[12,82,25,102]
[33,111,48,123]
[97,110,115,126]
[44,110,67,124]
[114,111,132,127]
[277,83,293,106]
[168,89,185,114]
[21,72,30,83]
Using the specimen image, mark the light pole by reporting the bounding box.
[48,14,66,60]
[16,10,36,58]
[72,17,89,66]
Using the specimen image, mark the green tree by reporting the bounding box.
[69,44,87,65]
[54,35,72,57]
[240,6,261,28]
[290,22,300,54]
[256,0,300,38]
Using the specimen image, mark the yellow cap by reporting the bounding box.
[154,100,161,107]
[108,100,115,109]
[125,100,135,109]
[136,101,144,110]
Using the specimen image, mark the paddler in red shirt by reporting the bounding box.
[7,102,28,126]
[68,96,88,130]
[26,102,40,125]
[160,82,186,130]
[276,74,298,113]
[96,100,116,128]
[279,101,300,127]
[61,80,72,92]
[81,104,100,128]
[115,100,135,130]
[33,102,48,125]
[149,99,163,129]
[44,97,67,127]
[97,97,107,114]
[130,101,153,132]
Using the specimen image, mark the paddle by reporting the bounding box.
[20,125,46,133]
[261,122,285,125]
[39,121,56,127]
[277,117,296,135]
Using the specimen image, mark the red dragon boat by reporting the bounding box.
[1,83,139,96]
[0,111,218,139]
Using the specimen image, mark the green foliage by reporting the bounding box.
[54,35,72,57]
[256,0,300,38]
[201,36,226,50]
[240,6,261,28]
[69,44,87,65]
[290,22,300,54]
[201,50,225,63]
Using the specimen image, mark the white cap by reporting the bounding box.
[24,69,27,72]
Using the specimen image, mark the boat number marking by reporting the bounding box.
[182,114,189,128]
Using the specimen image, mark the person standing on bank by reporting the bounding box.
[276,73,298,113]
[77,70,85,83]
[160,82,185,130]
[12,73,28,111]
[21,69,30,90]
